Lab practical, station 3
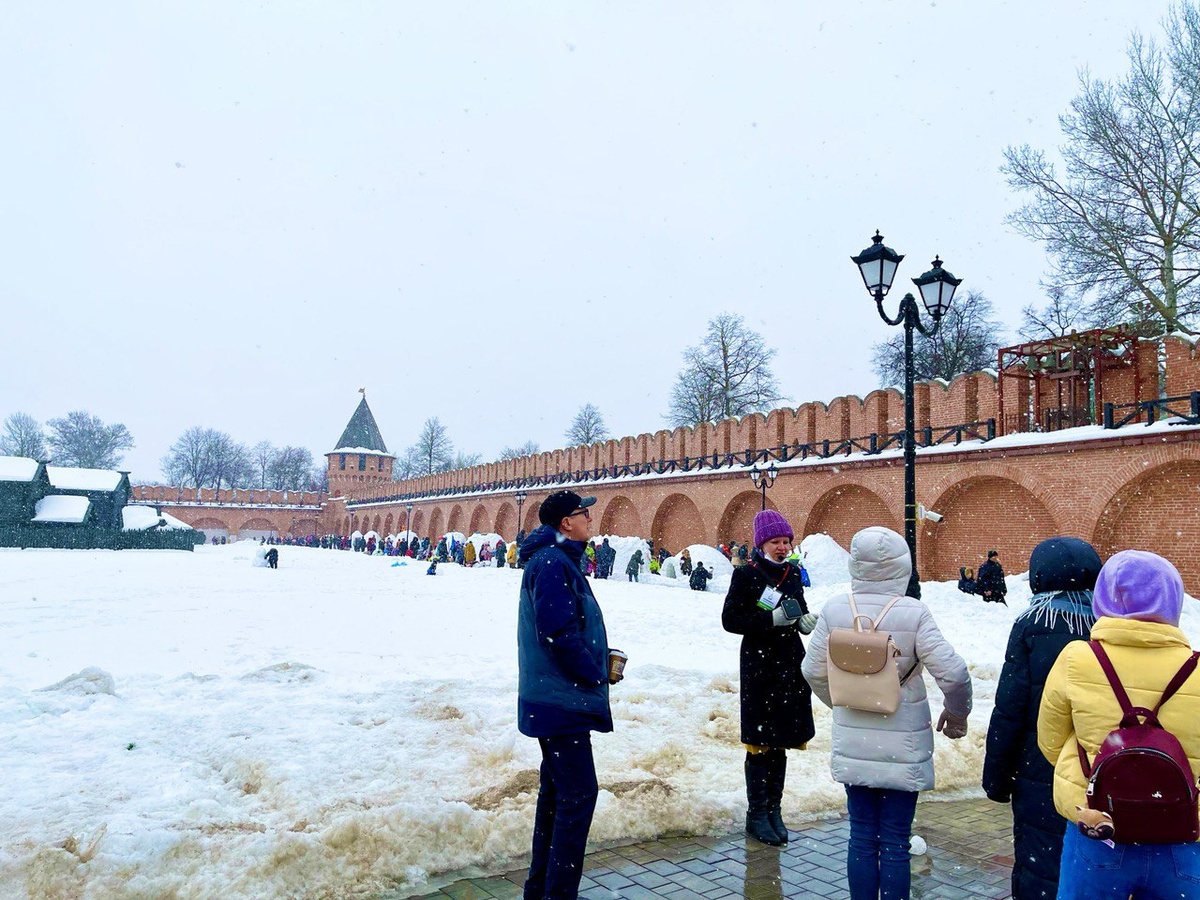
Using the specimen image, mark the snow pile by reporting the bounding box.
[3,545,1199,897]
[46,466,123,491]
[593,534,650,580]
[799,533,851,586]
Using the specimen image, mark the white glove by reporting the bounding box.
[771,604,797,626]
[797,613,818,634]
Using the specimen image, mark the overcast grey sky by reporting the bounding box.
[0,1,1178,481]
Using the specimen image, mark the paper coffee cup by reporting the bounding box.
[608,649,628,681]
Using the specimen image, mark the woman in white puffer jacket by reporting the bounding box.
[802,526,973,900]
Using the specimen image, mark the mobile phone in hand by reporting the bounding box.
[780,596,803,619]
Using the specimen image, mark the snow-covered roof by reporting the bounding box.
[122,505,194,531]
[33,495,91,523]
[46,466,123,492]
[0,456,39,483]
[328,446,396,457]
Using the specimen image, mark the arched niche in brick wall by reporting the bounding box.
[1092,459,1200,594]
[804,485,898,556]
[428,508,445,541]
[191,516,231,534]
[651,493,707,553]
[495,502,517,539]
[718,491,773,546]
[447,504,465,534]
[599,495,643,539]
[238,517,277,534]
[469,503,489,535]
[372,515,382,534]
[412,508,427,539]
[522,503,540,536]
[926,476,1056,581]
[292,518,319,535]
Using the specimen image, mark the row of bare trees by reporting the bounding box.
[0,411,134,469]
[160,428,324,492]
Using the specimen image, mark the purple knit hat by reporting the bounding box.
[753,509,793,548]
[1093,549,1185,626]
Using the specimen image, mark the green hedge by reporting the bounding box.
[0,526,202,551]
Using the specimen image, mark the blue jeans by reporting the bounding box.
[524,734,599,900]
[844,785,919,900]
[1056,823,1200,899]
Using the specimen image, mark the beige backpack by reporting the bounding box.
[826,594,914,714]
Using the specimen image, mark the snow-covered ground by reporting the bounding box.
[4,538,1199,898]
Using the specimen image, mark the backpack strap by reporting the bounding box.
[1077,643,1200,777]
[1154,650,1200,714]
[847,593,903,633]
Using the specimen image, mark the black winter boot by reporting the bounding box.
[763,748,790,844]
[744,753,784,846]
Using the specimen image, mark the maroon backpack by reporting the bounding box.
[1077,641,1200,845]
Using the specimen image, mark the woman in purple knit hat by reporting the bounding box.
[721,508,818,846]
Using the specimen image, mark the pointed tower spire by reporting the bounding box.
[332,395,389,454]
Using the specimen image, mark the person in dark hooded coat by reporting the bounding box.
[982,536,1101,900]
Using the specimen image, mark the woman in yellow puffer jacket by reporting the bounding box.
[1038,549,1200,899]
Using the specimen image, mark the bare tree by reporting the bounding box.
[268,446,315,491]
[251,441,275,489]
[565,403,609,446]
[451,450,483,470]
[666,313,784,428]
[1003,8,1200,334]
[404,417,454,477]
[498,440,540,461]
[161,427,216,487]
[161,427,252,489]
[871,290,1006,385]
[1018,286,1090,341]
[0,412,46,459]
[46,410,134,469]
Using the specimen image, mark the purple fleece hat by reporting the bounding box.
[1092,549,1185,626]
[753,509,793,548]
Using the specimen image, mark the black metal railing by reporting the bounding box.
[345,419,997,508]
[1103,393,1200,429]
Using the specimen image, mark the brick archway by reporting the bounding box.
[412,509,427,538]
[469,503,489,535]
[447,504,464,534]
[428,508,445,541]
[651,493,707,553]
[495,502,517,539]
[238,517,278,539]
[1093,459,1200,593]
[384,514,394,536]
[292,517,319,535]
[522,503,540,535]
[928,476,1057,581]
[599,495,643,538]
[804,484,899,554]
[718,491,772,546]
[191,516,231,539]
[341,516,350,535]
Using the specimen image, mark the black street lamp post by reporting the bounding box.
[405,503,414,543]
[514,491,528,540]
[749,462,778,512]
[851,231,962,598]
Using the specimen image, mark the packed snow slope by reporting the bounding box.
[3,540,1199,898]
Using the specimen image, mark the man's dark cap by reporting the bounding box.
[538,490,596,527]
[988,550,999,558]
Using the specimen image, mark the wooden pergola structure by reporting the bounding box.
[997,327,1142,435]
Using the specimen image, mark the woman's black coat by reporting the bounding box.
[721,557,815,748]
[983,597,1094,899]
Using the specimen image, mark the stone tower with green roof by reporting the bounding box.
[326,393,395,495]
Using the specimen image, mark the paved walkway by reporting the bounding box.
[409,798,1014,900]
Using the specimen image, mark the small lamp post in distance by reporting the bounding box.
[749,461,778,512]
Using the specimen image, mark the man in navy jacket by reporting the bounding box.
[518,490,621,900]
